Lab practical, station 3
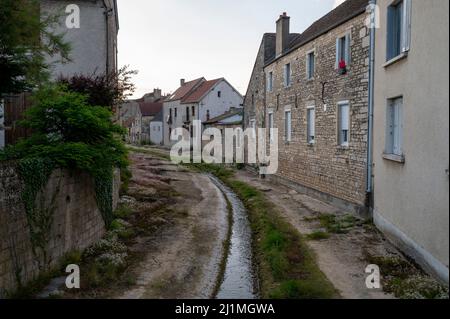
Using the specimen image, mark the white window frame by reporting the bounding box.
[337,101,350,147]
[267,71,273,92]
[306,50,315,80]
[307,106,315,145]
[284,63,292,88]
[284,109,292,142]
[385,97,403,156]
[335,33,351,68]
[386,0,412,61]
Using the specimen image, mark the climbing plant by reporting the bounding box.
[16,157,57,268]
[0,84,129,230]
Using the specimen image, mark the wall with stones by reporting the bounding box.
[262,14,370,210]
[0,163,120,297]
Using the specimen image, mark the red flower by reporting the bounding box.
[339,59,347,69]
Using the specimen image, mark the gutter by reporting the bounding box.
[366,0,376,196]
[102,0,111,75]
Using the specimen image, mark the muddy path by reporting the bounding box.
[117,151,228,299]
[233,170,397,299]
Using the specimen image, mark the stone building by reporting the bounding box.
[244,0,371,214]
[372,0,449,283]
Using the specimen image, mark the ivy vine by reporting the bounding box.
[17,157,58,268]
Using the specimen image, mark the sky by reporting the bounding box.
[118,0,346,99]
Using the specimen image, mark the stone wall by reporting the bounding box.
[259,14,369,211]
[0,163,120,297]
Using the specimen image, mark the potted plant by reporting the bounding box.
[338,59,347,75]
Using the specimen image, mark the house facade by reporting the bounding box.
[372,0,449,283]
[2,0,119,148]
[246,0,371,214]
[41,0,119,78]
[149,111,164,145]
[163,78,243,146]
[120,100,142,144]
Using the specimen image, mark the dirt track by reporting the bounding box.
[117,151,228,299]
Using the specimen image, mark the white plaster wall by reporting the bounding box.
[41,0,113,78]
[373,0,449,282]
[150,122,163,145]
[198,80,243,122]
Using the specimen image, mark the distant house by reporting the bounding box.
[149,111,164,145]
[139,102,164,143]
[163,78,243,146]
[120,100,142,144]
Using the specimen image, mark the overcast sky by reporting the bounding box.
[118,0,345,98]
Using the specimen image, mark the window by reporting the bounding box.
[284,110,291,142]
[307,106,315,144]
[284,63,291,87]
[387,0,411,61]
[336,34,351,68]
[267,72,273,92]
[307,51,315,79]
[206,110,210,121]
[174,108,178,117]
[186,106,190,122]
[338,101,350,146]
[268,112,274,142]
[192,106,195,117]
[218,91,222,98]
[386,97,403,156]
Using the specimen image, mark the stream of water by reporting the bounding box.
[209,175,259,299]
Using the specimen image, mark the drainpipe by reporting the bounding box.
[366,0,376,197]
[103,0,111,75]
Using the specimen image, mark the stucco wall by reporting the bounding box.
[150,122,163,145]
[41,0,118,78]
[197,81,243,122]
[373,0,449,283]
[0,163,120,296]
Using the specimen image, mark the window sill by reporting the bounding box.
[337,144,349,150]
[307,142,315,147]
[383,52,408,68]
[382,153,405,163]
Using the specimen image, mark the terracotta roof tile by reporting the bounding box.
[139,102,163,117]
[181,78,223,104]
[166,77,205,101]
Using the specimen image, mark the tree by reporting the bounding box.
[58,66,138,111]
[0,0,71,97]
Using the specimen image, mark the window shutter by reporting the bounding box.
[402,0,412,52]
[345,34,351,65]
[341,104,350,130]
[310,108,315,137]
[335,38,340,68]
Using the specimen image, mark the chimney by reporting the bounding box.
[276,12,290,57]
[180,79,185,86]
[153,88,161,100]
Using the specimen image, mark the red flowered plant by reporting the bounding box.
[338,59,347,74]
